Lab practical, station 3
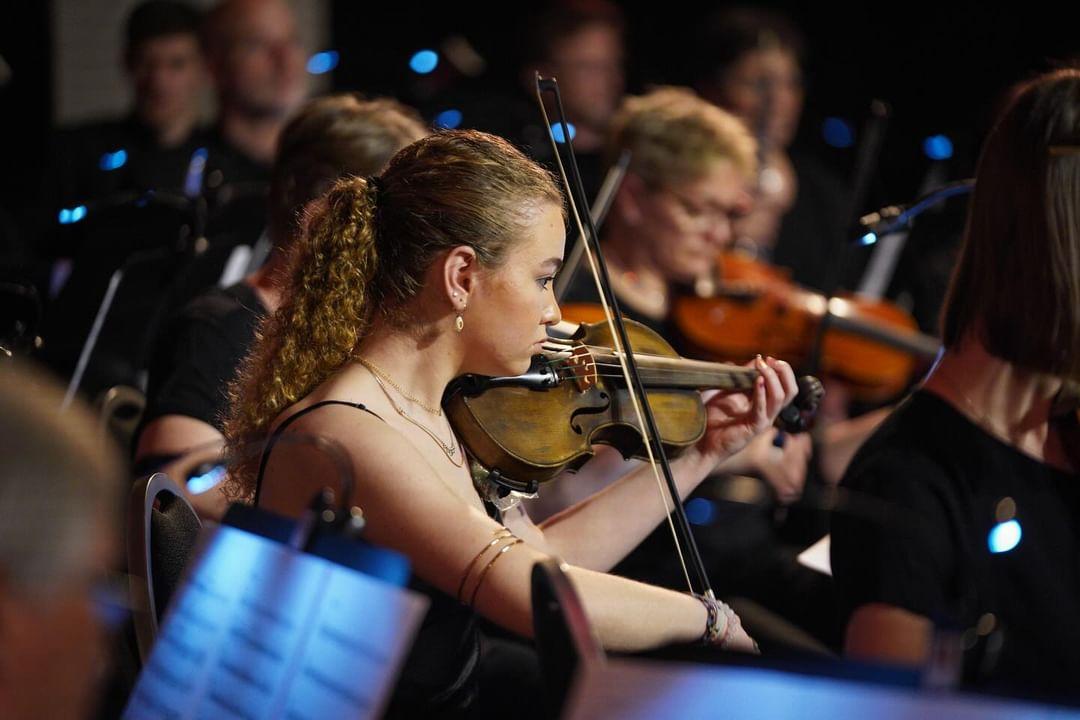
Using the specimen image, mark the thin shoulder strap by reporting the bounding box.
[253,400,383,505]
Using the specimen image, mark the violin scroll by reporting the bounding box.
[777,375,825,434]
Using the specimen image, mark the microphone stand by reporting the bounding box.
[805,100,891,378]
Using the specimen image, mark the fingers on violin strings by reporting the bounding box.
[766,356,799,405]
[752,373,769,428]
[758,357,787,420]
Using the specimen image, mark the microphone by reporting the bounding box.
[855,179,974,245]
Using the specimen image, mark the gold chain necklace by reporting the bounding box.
[357,357,443,416]
[361,364,464,467]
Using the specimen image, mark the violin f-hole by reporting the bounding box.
[569,391,610,435]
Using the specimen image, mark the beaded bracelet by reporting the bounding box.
[695,594,742,649]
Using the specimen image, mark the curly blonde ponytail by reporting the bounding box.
[223,176,379,497]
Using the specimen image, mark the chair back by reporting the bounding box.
[97,384,145,451]
[127,472,201,663]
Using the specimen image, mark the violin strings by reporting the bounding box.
[540,347,751,373]
[539,350,752,376]
[543,363,753,383]
[541,358,758,384]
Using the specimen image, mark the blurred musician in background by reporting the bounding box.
[200,0,308,187]
[133,94,428,518]
[690,7,850,295]
[50,0,207,207]
[553,86,837,649]
[831,68,1080,697]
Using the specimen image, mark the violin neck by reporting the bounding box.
[591,350,757,391]
[827,312,941,358]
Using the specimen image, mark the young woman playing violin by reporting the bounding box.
[222,130,798,715]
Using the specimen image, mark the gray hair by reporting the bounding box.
[0,363,121,596]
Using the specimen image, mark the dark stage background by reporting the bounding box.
[327,2,1077,211]
[0,2,1076,250]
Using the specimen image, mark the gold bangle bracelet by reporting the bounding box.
[457,528,514,602]
[467,538,523,608]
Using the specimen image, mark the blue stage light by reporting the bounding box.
[550,122,576,143]
[58,205,88,224]
[858,232,878,246]
[685,498,717,526]
[306,50,339,75]
[988,519,1022,554]
[434,109,463,129]
[823,117,855,148]
[99,149,127,171]
[188,464,226,494]
[409,49,439,74]
[923,134,954,161]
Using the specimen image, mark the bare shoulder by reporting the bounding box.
[262,398,418,495]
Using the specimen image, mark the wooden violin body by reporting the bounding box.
[445,318,820,494]
[445,320,709,493]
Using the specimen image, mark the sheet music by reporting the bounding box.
[124,524,428,720]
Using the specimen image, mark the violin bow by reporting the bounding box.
[534,73,715,599]
[553,148,632,303]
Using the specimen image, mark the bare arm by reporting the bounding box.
[539,357,798,571]
[135,414,224,462]
[538,448,715,572]
[135,416,229,520]
[259,407,751,653]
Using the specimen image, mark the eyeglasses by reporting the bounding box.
[655,186,749,232]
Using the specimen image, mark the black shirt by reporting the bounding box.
[831,391,1080,696]
[141,282,267,435]
[51,115,211,207]
[201,126,272,191]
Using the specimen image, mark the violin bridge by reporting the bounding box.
[566,345,598,392]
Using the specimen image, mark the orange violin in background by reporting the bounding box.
[672,251,941,404]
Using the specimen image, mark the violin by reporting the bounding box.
[671,251,941,403]
[444,317,822,495]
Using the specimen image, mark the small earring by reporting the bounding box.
[455,301,467,332]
